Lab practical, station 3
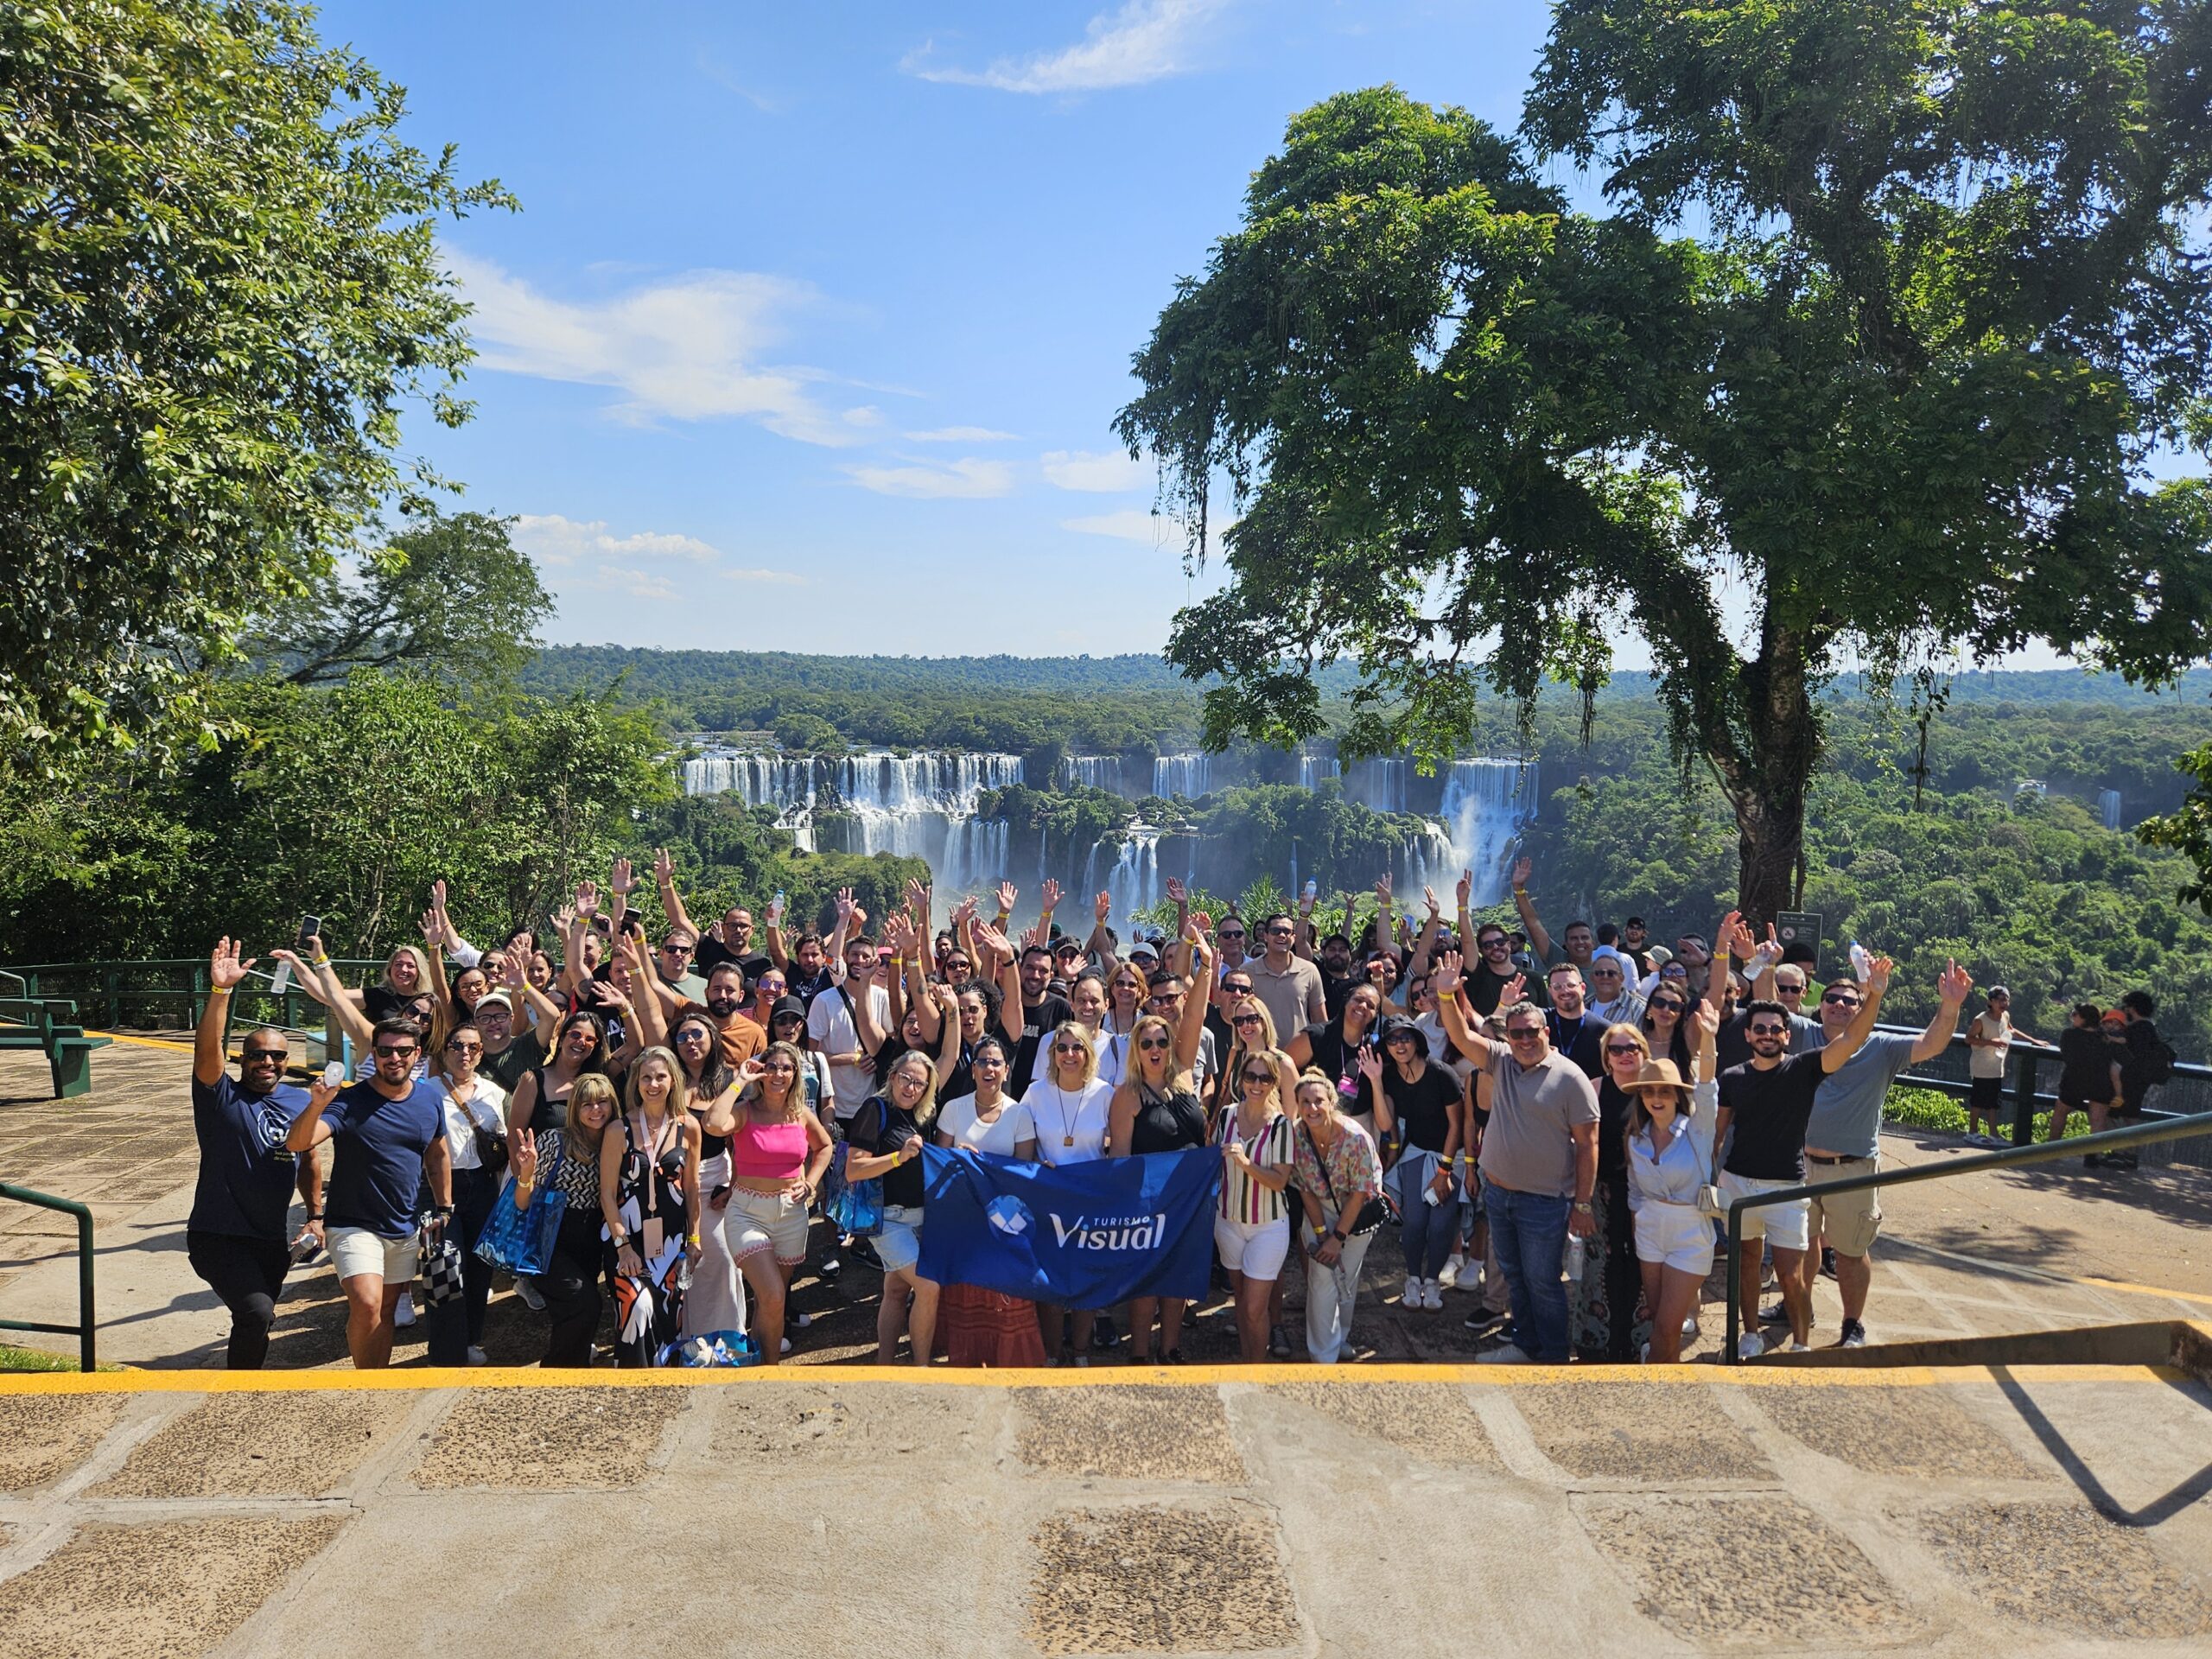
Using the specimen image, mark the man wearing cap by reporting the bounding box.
[1246,911,1326,1042]
[190,938,321,1369]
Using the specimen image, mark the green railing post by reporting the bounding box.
[0,1182,95,1371]
[2009,1045,2039,1147]
[102,965,120,1032]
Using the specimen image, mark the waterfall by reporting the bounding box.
[1299,754,1340,789]
[1346,757,1409,814]
[1106,830,1161,920]
[1064,755,1126,794]
[1439,760,1539,905]
[2099,789,2122,831]
[1154,753,1211,798]
[683,747,1023,896]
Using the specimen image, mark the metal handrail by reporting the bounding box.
[0,1182,95,1370]
[1722,1109,2212,1364]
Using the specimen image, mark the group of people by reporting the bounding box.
[181,851,2170,1371]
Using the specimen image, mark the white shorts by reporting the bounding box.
[1719,1170,1809,1251]
[727,1187,810,1267]
[1632,1202,1719,1274]
[328,1225,418,1287]
[1215,1215,1290,1282]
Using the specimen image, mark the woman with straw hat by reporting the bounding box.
[1622,999,1720,1363]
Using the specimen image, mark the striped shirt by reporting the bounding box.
[1215,1109,1293,1224]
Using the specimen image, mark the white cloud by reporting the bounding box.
[906,425,1020,443]
[904,0,1229,94]
[1042,448,1152,492]
[512,513,721,569]
[448,250,868,443]
[1062,509,1179,544]
[595,565,681,601]
[844,457,1016,499]
[724,567,807,587]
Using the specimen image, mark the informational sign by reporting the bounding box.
[1775,912,1823,976]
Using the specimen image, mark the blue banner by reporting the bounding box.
[917,1145,1224,1306]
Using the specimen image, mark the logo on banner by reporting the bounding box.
[1047,1212,1170,1251]
[986,1194,1033,1237]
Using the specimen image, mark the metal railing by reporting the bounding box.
[8,957,387,1034]
[1722,1109,2212,1364]
[0,1182,95,1371]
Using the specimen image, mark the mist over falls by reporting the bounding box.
[679,746,1538,918]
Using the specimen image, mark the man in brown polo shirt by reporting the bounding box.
[1244,912,1326,1045]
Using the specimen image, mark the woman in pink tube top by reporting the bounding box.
[701,1041,833,1364]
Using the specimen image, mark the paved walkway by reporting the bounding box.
[2,1363,2209,1656]
[4,1042,2211,1369]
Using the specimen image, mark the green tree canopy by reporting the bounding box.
[0,0,511,770]
[1118,4,2212,921]
[243,511,550,694]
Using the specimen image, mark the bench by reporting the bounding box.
[0,997,113,1099]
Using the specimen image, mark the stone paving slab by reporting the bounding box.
[0,1365,2206,1657]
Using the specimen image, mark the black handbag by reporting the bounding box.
[451,1084,509,1177]
[1301,1123,1383,1236]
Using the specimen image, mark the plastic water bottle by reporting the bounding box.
[1302,879,1318,902]
[1848,939,1873,983]
[1562,1232,1586,1281]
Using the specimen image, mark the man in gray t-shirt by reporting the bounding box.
[1435,969,1599,1364]
[1799,960,1972,1349]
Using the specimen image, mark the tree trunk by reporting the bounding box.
[1728,620,1821,928]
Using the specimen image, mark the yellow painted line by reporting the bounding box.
[0,1359,2187,1397]
[88,1031,195,1053]
[2077,1275,2212,1309]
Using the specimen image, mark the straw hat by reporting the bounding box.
[1630,1057,1692,1106]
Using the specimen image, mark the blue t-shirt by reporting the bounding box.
[322,1078,445,1238]
[1804,1032,1919,1159]
[189,1076,308,1241]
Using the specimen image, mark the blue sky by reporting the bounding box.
[322,1,2094,671]
[317,0,1554,656]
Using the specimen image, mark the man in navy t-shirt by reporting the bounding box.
[288,1014,451,1369]
[188,938,321,1368]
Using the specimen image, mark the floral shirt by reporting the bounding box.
[1290,1116,1383,1225]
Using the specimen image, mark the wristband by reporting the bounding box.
[208,986,232,998]
[304,1211,323,1221]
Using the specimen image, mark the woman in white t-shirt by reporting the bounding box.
[933,1036,1047,1367]
[1023,1020,1116,1365]
[429,1020,507,1365]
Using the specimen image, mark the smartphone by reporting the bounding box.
[296,913,322,956]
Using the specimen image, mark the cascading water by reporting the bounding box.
[683,748,1023,894]
[1440,760,1539,904]
[1106,830,1162,920]
[1154,753,1211,798]
[1299,754,1340,789]
[1064,755,1126,794]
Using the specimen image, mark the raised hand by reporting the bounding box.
[211,937,256,991]
[834,887,855,921]
[1375,873,1394,906]
[951,894,979,928]
[1040,878,1063,914]
[765,892,785,926]
[551,903,577,933]
[654,848,676,887]
[1431,950,1464,997]
[995,880,1019,915]
[1511,855,1532,890]
[1166,875,1187,906]
[1357,1045,1385,1085]
[432,877,449,912]
[419,906,442,945]
[973,919,1014,965]
[1192,910,1214,938]
[1936,957,1968,1003]
[1501,972,1527,1007]
[308,1073,343,1115]
[610,856,638,898]
[1019,925,1043,951]
[500,952,528,991]
[1423,885,1441,919]
[1691,999,1722,1041]
[511,1126,537,1187]
[1456,868,1473,910]
[1095,889,1112,924]
[574,880,600,918]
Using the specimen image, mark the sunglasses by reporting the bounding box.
[675,1027,712,1042]
[1504,1028,1544,1042]
[245,1050,288,1064]
[446,1039,482,1053]
[1217,930,1247,940]
[1385,1032,1416,1044]
[1231,1014,1262,1027]
[1478,938,1510,951]
[1603,1042,1643,1056]
[1649,1000,1685,1014]
[1137,1036,1171,1051]
[1242,1071,1275,1084]
[1052,1042,1090,1054]
[373,1044,417,1058]
[976,1054,1006,1066]
[1749,1023,1788,1037]
[1821,993,1861,1007]
[660,943,693,957]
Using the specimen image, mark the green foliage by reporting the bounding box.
[1117,26,2212,916]
[0,1,512,770]
[245,512,550,695]
[2138,741,2212,912]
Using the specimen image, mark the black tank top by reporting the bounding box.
[1129,1084,1208,1155]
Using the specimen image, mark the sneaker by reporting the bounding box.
[2103,1151,2140,1172]
[1403,1274,1422,1306]
[1091,1314,1119,1351]
[516,1278,545,1312]
[1438,1253,1466,1289]
[1681,1317,1700,1344]
[1639,1341,1651,1363]
[2082,1153,2107,1169]
[1839,1318,1867,1349]
[790,1310,812,1329]
[1072,1355,1090,1369]
[1737,1331,1766,1361]
[1783,1340,1811,1353]
[1477,1343,1533,1364]
[1758,1300,1791,1325]
[1464,1307,1507,1334]
[780,1336,791,1355]
[393,1291,416,1329]
[818,1253,842,1281]
[1820,1246,1838,1280]
[466,1344,488,1366]
[1424,1280,1446,1311]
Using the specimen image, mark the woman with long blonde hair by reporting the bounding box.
[599,1046,701,1366]
[702,1040,832,1364]
[1024,1020,1116,1364]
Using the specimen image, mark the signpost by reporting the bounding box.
[1774,912,1823,976]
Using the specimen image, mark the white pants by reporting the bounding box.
[682,1151,748,1338]
[1301,1222,1374,1363]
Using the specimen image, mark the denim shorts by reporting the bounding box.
[877,1205,924,1276]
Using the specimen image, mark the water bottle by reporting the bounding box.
[1562,1231,1586,1281]
[289,1226,322,1266]
[269,959,293,997]
[1848,939,1873,983]
[773,889,785,908]
[1302,879,1318,902]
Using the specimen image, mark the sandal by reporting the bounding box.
[1164,1347,1185,1364]
[1268,1323,1294,1359]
